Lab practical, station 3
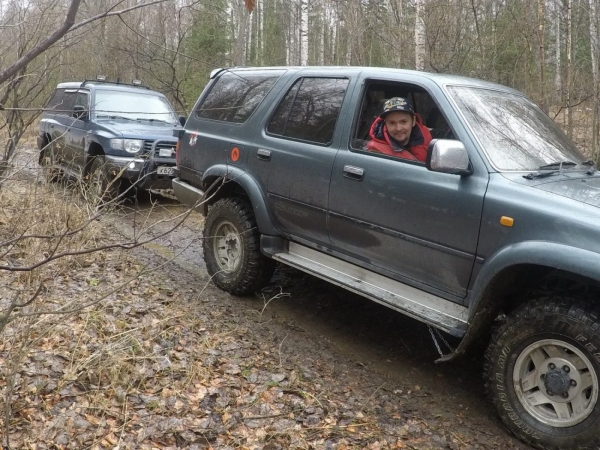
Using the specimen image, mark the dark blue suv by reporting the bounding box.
[38,79,183,199]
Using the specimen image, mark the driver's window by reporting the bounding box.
[73,91,89,120]
[351,81,455,156]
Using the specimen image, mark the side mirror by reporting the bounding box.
[426,139,472,175]
[73,105,87,120]
[179,115,186,127]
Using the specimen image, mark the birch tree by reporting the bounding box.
[415,0,426,70]
[555,0,561,100]
[300,0,309,65]
[566,0,573,139]
[538,0,547,112]
[589,0,599,161]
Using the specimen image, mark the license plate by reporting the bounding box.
[157,166,174,176]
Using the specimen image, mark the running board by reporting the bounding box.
[272,242,468,338]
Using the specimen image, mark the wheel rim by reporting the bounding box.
[513,338,598,427]
[212,220,242,273]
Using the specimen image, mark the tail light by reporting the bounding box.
[175,139,180,167]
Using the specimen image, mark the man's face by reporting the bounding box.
[384,111,416,145]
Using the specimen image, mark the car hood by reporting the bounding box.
[96,120,179,140]
[532,174,600,207]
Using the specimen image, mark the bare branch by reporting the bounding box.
[0,0,82,85]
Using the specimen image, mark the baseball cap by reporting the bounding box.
[380,97,415,118]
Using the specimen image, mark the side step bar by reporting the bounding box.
[271,242,469,338]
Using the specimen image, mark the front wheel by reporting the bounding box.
[484,298,600,449]
[203,197,275,295]
[88,156,121,204]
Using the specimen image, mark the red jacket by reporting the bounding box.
[366,114,432,162]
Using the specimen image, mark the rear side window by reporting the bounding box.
[196,71,284,123]
[267,77,349,145]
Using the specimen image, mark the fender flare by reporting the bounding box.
[470,241,600,319]
[438,241,600,362]
[202,164,280,236]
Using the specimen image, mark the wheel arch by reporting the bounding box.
[439,242,600,362]
[84,141,105,177]
[201,165,280,236]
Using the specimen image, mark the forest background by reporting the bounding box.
[0,0,599,165]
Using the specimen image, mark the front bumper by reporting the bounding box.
[105,155,175,190]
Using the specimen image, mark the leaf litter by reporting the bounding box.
[0,172,530,449]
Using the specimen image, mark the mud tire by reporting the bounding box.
[88,156,121,204]
[203,197,275,295]
[484,298,600,450]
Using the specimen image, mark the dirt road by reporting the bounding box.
[106,192,531,449]
[6,145,530,448]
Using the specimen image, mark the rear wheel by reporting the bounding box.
[484,298,600,449]
[88,156,121,204]
[203,197,275,295]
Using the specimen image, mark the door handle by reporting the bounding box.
[257,148,271,161]
[343,165,364,180]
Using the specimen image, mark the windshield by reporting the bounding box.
[93,89,178,124]
[448,86,585,171]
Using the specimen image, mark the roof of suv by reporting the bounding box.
[216,66,522,96]
[56,81,155,93]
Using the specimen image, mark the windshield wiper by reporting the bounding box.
[523,160,595,180]
[537,161,577,170]
[524,161,577,180]
[97,114,137,121]
[136,118,174,125]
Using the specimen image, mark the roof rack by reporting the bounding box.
[81,77,150,89]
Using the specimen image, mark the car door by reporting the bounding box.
[327,78,488,299]
[49,89,77,165]
[249,76,351,248]
[63,90,90,171]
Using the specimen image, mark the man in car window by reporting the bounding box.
[366,97,432,162]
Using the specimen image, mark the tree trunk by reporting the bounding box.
[319,0,325,65]
[470,0,484,73]
[247,7,253,64]
[259,0,264,65]
[566,0,573,139]
[538,0,547,112]
[300,0,308,65]
[555,0,561,100]
[415,0,425,70]
[590,0,600,162]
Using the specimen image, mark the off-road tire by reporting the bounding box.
[203,197,275,295]
[40,140,60,183]
[484,298,600,450]
[88,156,121,204]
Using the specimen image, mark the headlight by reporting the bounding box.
[110,139,143,153]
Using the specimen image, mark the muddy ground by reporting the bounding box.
[1,147,531,449]
[106,196,530,449]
